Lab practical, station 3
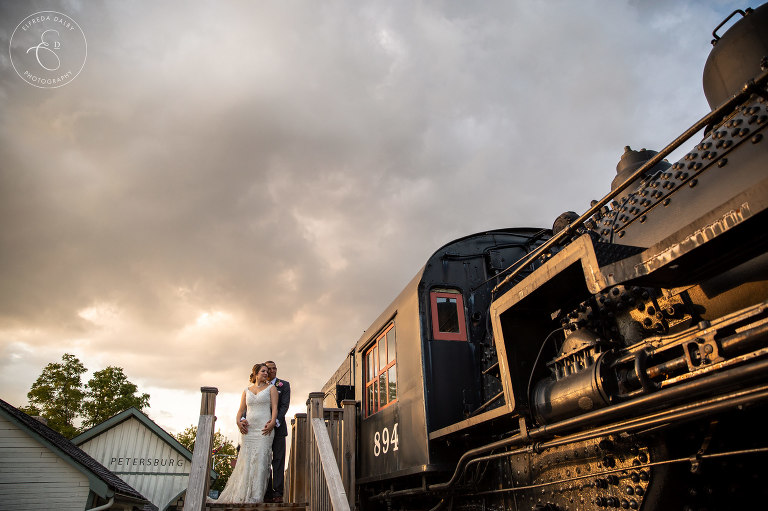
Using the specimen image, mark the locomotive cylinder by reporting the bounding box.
[532,353,612,424]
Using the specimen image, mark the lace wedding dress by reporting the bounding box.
[215,385,274,503]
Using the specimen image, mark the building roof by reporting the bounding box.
[0,397,149,504]
[73,406,218,480]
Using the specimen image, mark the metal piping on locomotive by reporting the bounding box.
[367,355,768,502]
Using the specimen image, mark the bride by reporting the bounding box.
[215,363,278,503]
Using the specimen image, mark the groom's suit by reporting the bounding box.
[266,377,290,500]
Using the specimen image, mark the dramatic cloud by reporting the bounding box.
[0,0,743,438]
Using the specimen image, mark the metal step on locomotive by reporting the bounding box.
[298,4,768,511]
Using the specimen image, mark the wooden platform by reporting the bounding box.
[205,503,307,511]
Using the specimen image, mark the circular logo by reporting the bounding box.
[9,11,87,89]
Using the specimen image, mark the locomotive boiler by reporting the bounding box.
[318,5,768,510]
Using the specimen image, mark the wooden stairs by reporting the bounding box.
[205,502,307,511]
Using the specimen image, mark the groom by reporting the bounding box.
[264,360,290,503]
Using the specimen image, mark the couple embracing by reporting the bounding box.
[216,360,291,504]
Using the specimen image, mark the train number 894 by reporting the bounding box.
[373,423,399,457]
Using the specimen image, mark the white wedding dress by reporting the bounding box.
[215,385,274,503]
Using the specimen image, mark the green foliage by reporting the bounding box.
[17,404,41,416]
[175,425,237,492]
[82,366,150,428]
[22,354,150,438]
[27,353,86,438]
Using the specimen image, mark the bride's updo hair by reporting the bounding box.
[249,363,265,383]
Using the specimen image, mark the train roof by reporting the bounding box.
[353,226,547,351]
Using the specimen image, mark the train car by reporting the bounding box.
[320,5,768,510]
[322,228,550,482]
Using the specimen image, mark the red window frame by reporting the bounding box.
[364,322,397,417]
[430,290,467,341]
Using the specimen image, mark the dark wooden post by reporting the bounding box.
[342,399,357,509]
[183,386,218,511]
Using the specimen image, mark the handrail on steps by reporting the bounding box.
[289,393,357,511]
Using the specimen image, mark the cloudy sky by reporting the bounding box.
[0,0,746,441]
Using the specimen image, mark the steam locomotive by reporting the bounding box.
[320,5,768,510]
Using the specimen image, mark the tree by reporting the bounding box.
[175,425,238,492]
[82,366,150,428]
[26,353,86,438]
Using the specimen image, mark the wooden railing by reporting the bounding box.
[286,393,357,511]
[184,386,218,511]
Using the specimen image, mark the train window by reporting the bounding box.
[367,350,375,381]
[388,365,397,403]
[430,290,467,341]
[364,322,397,417]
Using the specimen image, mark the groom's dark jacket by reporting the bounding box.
[273,378,291,437]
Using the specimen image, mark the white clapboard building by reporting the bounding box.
[0,398,149,511]
[73,407,217,511]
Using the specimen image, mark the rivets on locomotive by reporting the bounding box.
[717,158,728,168]
[639,215,647,223]
[663,198,671,206]
[752,133,763,144]
[689,179,698,188]
[758,114,768,125]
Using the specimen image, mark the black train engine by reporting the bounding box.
[322,5,768,511]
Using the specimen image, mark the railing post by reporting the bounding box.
[342,399,356,510]
[293,413,308,504]
[308,393,325,511]
[287,417,296,503]
[183,386,218,511]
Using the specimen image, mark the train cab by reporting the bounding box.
[322,228,547,485]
